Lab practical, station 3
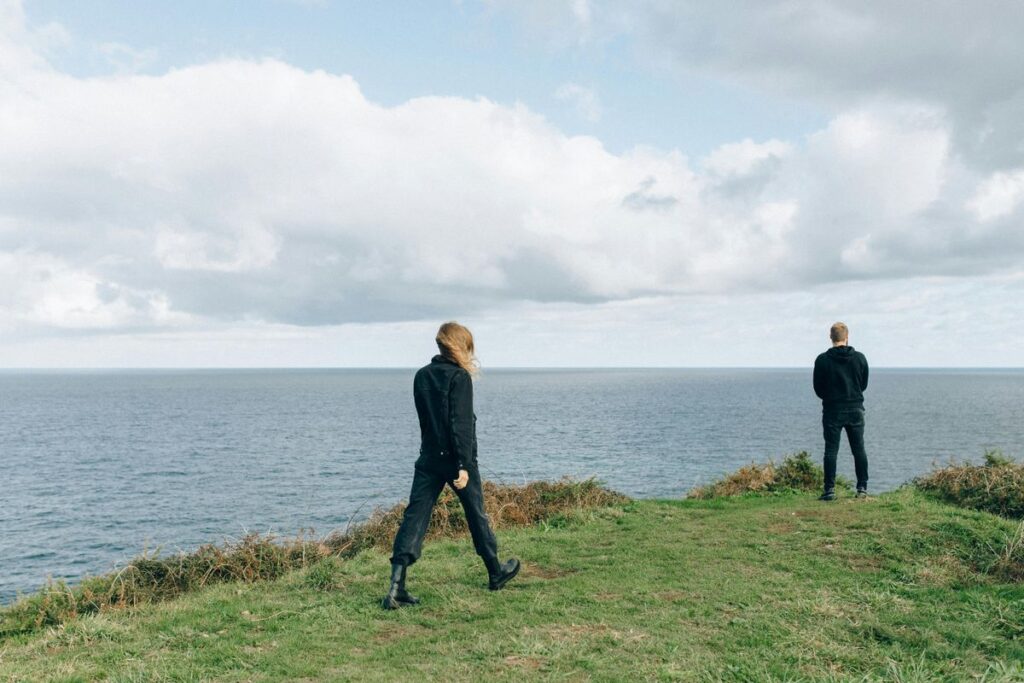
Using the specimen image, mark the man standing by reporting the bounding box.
[813,322,869,501]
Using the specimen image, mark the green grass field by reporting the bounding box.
[2,489,1023,682]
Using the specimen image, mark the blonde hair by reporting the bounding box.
[436,321,479,376]
[830,322,849,343]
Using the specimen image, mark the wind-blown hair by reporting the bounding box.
[436,321,479,376]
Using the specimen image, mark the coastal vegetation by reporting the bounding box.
[915,450,1024,519]
[687,451,851,499]
[1,457,1023,680]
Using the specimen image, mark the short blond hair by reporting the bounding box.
[830,322,849,343]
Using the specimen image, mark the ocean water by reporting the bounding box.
[1,367,1021,603]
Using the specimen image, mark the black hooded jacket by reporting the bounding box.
[813,345,869,412]
[413,355,477,476]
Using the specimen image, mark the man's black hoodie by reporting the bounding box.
[813,345,869,412]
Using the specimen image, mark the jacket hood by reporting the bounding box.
[826,345,856,362]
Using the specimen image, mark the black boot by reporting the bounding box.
[819,489,836,502]
[381,563,406,610]
[484,556,520,591]
[395,564,419,605]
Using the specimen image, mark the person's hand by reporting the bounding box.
[453,469,469,490]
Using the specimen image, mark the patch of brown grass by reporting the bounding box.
[914,451,1024,519]
[990,520,1024,582]
[323,478,627,557]
[503,655,545,670]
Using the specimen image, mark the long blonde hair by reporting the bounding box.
[436,321,479,376]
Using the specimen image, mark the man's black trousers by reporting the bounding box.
[390,465,498,567]
[822,407,869,492]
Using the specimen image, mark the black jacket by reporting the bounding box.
[813,345,869,412]
[413,355,477,476]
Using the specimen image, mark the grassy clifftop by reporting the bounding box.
[2,487,1023,682]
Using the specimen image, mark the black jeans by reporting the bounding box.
[390,465,498,567]
[822,408,869,492]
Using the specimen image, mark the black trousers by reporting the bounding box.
[390,465,498,567]
[822,407,869,492]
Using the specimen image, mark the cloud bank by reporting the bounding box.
[0,0,1022,366]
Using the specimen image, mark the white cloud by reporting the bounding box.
[97,42,158,74]
[0,250,188,331]
[554,82,601,122]
[154,223,280,273]
[702,138,791,178]
[967,170,1024,222]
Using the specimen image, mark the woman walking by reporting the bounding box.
[382,322,520,609]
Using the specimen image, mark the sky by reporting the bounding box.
[1,0,1023,367]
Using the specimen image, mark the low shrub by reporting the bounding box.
[0,478,626,639]
[914,450,1024,519]
[688,451,849,499]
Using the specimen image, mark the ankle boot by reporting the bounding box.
[395,564,419,605]
[381,562,406,610]
[484,556,521,591]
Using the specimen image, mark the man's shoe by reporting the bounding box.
[818,490,836,502]
[856,489,868,499]
[485,557,521,591]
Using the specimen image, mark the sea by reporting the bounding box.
[1,368,1021,604]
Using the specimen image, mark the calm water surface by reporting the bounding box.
[1,368,1021,602]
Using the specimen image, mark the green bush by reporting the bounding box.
[688,451,850,499]
[914,450,1024,519]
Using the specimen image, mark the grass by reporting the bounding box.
[0,479,624,641]
[2,488,1023,681]
[915,450,1024,519]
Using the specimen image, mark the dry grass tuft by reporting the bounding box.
[688,451,847,499]
[0,478,626,639]
[914,450,1024,519]
[913,451,1024,581]
[989,520,1024,582]
[324,478,627,557]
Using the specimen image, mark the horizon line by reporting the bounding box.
[1,365,1021,372]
